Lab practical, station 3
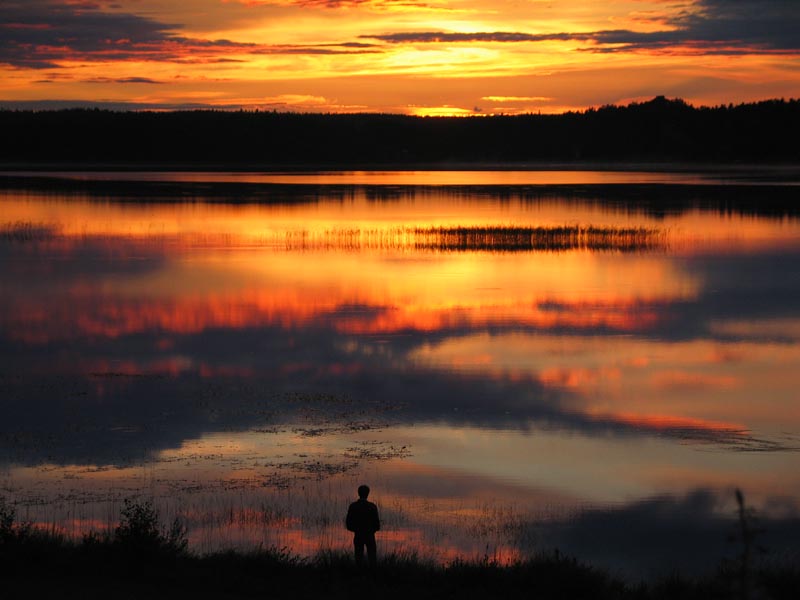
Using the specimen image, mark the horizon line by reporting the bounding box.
[1,95,798,117]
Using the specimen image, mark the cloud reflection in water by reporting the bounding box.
[1,177,799,571]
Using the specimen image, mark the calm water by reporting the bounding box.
[1,171,799,575]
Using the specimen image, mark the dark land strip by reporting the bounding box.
[1,96,799,165]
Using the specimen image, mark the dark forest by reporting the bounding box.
[2,96,798,165]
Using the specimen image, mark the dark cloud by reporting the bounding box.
[0,0,376,69]
[365,31,581,44]
[529,489,800,577]
[585,0,800,54]
[82,76,166,84]
[365,0,800,54]
[252,45,380,55]
[696,0,800,50]
[1,0,181,68]
[283,0,434,7]
[0,99,238,110]
[326,42,380,48]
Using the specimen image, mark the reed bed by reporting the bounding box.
[0,221,60,242]
[0,481,540,565]
[2,220,665,253]
[283,225,666,253]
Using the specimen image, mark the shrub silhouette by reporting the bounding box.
[0,497,31,545]
[0,498,16,544]
[113,499,187,558]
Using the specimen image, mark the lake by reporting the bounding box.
[1,170,799,577]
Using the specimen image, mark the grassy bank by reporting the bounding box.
[1,499,798,599]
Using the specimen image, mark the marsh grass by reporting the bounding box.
[412,225,664,252]
[283,225,666,253]
[0,220,59,242]
[1,219,665,253]
[2,497,798,599]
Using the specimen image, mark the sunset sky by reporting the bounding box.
[1,0,799,115]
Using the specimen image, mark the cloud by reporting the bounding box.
[4,0,795,72]
[0,0,240,67]
[586,0,800,54]
[82,76,166,84]
[530,489,800,577]
[0,0,377,69]
[688,0,800,50]
[235,0,447,11]
[365,31,582,44]
[0,99,238,110]
[365,0,800,55]
[252,44,380,55]
[482,96,553,103]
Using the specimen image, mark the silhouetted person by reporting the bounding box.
[346,484,380,568]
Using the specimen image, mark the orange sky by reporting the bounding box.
[1,0,799,114]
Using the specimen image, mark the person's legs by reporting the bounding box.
[366,536,377,568]
[354,537,365,567]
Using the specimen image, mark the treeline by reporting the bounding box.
[1,96,798,164]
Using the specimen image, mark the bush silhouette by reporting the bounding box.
[113,499,187,558]
[0,497,31,545]
[0,498,17,545]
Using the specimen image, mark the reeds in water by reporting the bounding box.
[1,221,664,252]
[0,221,59,242]
[283,225,665,253]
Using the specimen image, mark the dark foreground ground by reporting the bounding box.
[4,541,799,600]
[2,500,798,600]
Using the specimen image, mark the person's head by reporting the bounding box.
[358,485,370,499]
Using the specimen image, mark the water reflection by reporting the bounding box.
[1,173,799,574]
[7,169,787,185]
